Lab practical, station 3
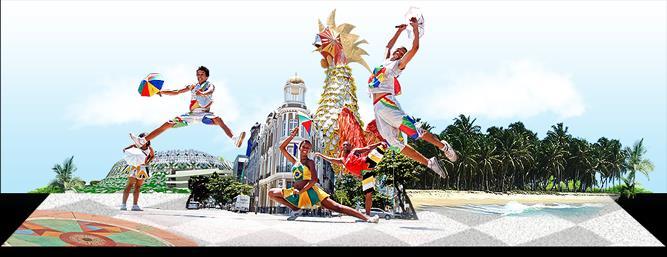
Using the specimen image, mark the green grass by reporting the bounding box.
[542,176,653,194]
[588,184,652,194]
[80,171,190,194]
[28,185,64,193]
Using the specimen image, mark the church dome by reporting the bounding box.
[287,73,304,84]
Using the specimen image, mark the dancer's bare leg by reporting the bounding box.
[122,178,136,205]
[320,198,369,221]
[145,122,174,141]
[133,179,144,205]
[399,145,429,166]
[419,129,457,162]
[268,188,299,211]
[212,117,233,138]
[420,131,445,149]
[364,191,373,215]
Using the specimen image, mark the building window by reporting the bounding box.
[283,113,288,136]
[288,118,298,133]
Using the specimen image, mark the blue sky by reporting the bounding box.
[2,1,665,193]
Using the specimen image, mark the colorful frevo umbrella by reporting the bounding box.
[405,6,425,39]
[297,113,313,135]
[138,73,164,97]
[314,28,347,66]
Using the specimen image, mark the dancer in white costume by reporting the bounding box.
[367,17,458,178]
[141,66,245,148]
[121,133,154,211]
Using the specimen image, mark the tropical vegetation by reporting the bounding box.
[30,156,85,193]
[188,172,253,206]
[335,115,654,202]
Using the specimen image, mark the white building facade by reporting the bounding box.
[244,74,333,214]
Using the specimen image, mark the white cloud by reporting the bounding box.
[67,65,239,128]
[423,59,585,120]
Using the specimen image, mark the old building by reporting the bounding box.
[244,74,333,214]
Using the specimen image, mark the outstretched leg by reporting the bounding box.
[419,130,445,149]
[419,129,458,162]
[145,121,175,141]
[320,197,370,221]
[268,188,299,211]
[211,117,234,138]
[399,145,429,166]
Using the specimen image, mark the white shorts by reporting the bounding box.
[373,94,423,151]
[169,109,218,128]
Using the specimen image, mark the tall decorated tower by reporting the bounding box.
[312,9,370,174]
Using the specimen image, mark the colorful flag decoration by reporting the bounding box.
[297,113,313,135]
[138,73,164,97]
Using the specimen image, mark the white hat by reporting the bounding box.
[129,133,147,147]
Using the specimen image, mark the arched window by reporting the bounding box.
[288,113,298,134]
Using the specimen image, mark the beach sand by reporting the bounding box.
[407,190,619,208]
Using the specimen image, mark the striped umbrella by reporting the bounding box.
[138,73,164,97]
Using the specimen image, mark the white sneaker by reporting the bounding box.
[232,132,246,148]
[440,140,458,162]
[428,157,447,179]
[367,215,380,223]
[120,204,127,211]
[287,209,302,221]
[131,205,143,211]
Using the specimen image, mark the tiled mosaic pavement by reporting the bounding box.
[2,193,663,246]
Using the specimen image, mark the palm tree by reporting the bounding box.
[593,137,626,190]
[446,115,482,142]
[50,156,85,192]
[477,136,501,191]
[567,138,596,192]
[622,138,654,198]
[489,127,534,191]
[538,141,568,191]
[608,139,627,187]
[544,123,571,191]
[443,115,483,190]
[507,122,539,190]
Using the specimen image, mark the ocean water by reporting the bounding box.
[444,201,606,217]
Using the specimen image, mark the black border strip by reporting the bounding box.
[0,193,49,244]
[615,193,667,246]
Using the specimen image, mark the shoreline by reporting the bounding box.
[406,189,619,208]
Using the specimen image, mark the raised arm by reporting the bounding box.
[145,147,155,164]
[158,84,194,96]
[122,144,135,152]
[386,24,407,59]
[315,152,344,166]
[351,142,385,156]
[280,127,299,165]
[398,17,420,70]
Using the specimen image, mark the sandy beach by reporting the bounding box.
[407,190,619,208]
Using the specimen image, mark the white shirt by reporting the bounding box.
[368,58,403,95]
[190,81,214,111]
